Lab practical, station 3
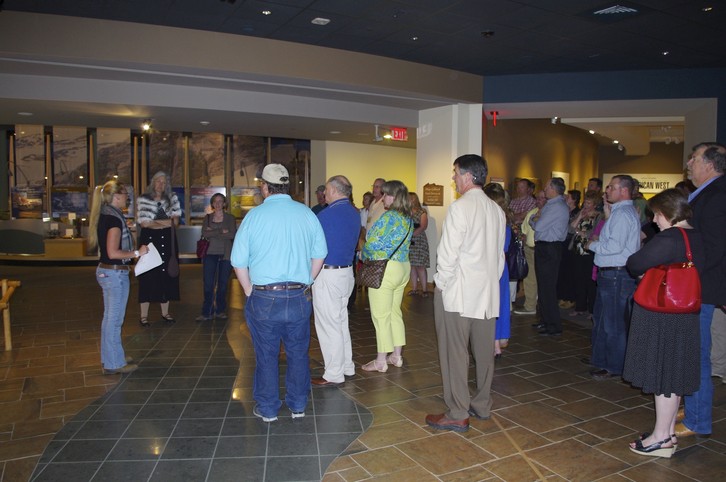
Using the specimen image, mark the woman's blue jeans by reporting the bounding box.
[202,254,232,317]
[244,287,311,418]
[96,267,130,370]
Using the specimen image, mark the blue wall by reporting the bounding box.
[484,68,726,142]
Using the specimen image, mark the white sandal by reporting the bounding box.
[362,360,388,373]
[386,354,403,368]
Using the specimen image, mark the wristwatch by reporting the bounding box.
[134,250,140,258]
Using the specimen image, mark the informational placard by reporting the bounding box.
[423,183,444,206]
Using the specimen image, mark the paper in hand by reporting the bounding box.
[134,242,163,276]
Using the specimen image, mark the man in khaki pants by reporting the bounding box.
[426,154,505,432]
[515,190,546,315]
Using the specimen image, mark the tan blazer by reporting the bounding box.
[434,189,505,320]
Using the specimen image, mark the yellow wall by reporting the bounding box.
[318,141,417,206]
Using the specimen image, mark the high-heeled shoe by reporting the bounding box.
[386,354,403,368]
[362,360,388,373]
[629,435,676,458]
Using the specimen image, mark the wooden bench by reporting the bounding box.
[0,279,21,351]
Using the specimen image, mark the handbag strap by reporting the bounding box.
[676,227,693,263]
[388,221,412,259]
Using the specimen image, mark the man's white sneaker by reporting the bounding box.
[513,309,536,315]
[253,405,278,422]
[290,410,305,419]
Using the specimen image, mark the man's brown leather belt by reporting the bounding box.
[253,283,306,291]
[323,265,352,269]
[98,263,131,271]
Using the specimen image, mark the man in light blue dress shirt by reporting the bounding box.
[586,175,640,380]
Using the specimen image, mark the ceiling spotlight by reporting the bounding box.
[551,116,559,124]
[410,36,419,41]
[261,10,271,15]
[702,7,713,12]
[589,130,596,134]
[613,140,619,144]
[617,144,625,151]
[141,119,153,131]
[311,17,330,25]
[662,51,670,56]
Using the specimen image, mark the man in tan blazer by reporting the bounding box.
[426,154,505,432]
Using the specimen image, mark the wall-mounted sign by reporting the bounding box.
[423,183,444,206]
[603,173,684,194]
[390,127,408,142]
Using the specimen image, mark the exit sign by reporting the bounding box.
[390,127,408,141]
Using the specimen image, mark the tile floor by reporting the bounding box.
[0,264,725,481]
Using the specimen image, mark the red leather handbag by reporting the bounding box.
[633,227,701,314]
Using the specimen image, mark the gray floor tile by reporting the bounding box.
[150,459,212,481]
[266,455,321,481]
[269,434,318,456]
[31,462,100,482]
[171,418,224,437]
[90,460,156,481]
[160,436,218,459]
[208,458,265,481]
[107,437,167,461]
[52,439,117,462]
[214,435,268,458]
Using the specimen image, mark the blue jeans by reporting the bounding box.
[96,267,130,370]
[244,287,311,417]
[202,254,232,317]
[683,303,714,434]
[592,269,635,375]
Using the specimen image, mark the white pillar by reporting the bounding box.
[417,103,483,281]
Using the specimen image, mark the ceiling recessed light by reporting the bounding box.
[329,130,341,134]
[662,51,670,56]
[311,17,330,26]
[411,36,419,41]
[261,10,271,16]
[200,121,210,126]
[613,140,619,144]
[702,7,713,12]
[589,130,595,135]
[18,112,33,116]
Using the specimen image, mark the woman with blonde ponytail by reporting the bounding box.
[90,180,149,375]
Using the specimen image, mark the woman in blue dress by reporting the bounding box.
[484,183,511,358]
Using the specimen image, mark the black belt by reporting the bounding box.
[323,265,352,269]
[98,263,130,271]
[253,283,306,291]
[599,266,627,271]
[535,240,562,244]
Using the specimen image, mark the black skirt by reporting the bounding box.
[137,227,180,302]
[622,304,700,396]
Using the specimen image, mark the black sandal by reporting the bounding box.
[161,314,176,324]
[139,317,150,328]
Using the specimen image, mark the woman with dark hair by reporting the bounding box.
[569,192,602,316]
[623,188,704,458]
[407,192,431,297]
[196,193,236,321]
[558,189,582,309]
[483,183,512,358]
[136,171,182,326]
[89,180,149,374]
[361,180,413,372]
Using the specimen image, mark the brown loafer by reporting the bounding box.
[674,421,710,439]
[311,377,344,388]
[425,413,469,432]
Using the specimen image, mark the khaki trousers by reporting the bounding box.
[523,245,537,311]
[434,289,496,420]
[712,308,726,378]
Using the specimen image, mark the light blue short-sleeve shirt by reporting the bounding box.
[231,194,327,285]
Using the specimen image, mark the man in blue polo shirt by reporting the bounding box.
[311,175,361,387]
[231,163,327,422]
